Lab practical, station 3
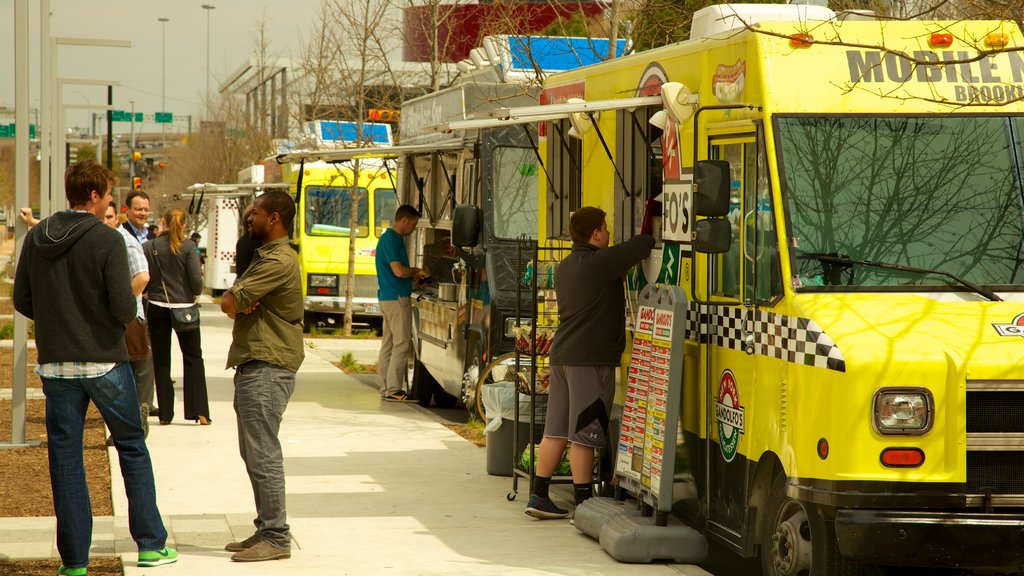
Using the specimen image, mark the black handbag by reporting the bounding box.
[170,305,201,332]
[151,242,201,332]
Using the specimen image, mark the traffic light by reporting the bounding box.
[132,177,142,191]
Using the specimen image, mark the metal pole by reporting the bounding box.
[202,4,216,109]
[9,0,34,448]
[40,0,51,218]
[53,65,65,211]
[159,17,169,114]
[129,100,136,184]
[106,85,113,169]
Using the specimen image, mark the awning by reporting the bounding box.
[185,182,291,194]
[428,112,572,133]
[484,95,663,120]
[270,139,469,164]
[427,95,664,133]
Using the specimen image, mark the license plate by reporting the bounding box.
[365,304,380,314]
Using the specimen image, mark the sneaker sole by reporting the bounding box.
[138,553,178,567]
[525,507,570,520]
[138,557,178,567]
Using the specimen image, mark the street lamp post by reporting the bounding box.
[158,17,169,115]
[201,4,216,108]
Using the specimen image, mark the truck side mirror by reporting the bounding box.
[693,219,732,254]
[452,204,480,247]
[694,160,730,217]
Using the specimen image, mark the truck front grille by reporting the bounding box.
[966,381,1024,497]
[341,274,379,299]
[967,451,1024,494]
[967,391,1024,433]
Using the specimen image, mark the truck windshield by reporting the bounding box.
[493,147,538,240]
[374,188,397,238]
[304,186,369,238]
[777,116,1024,290]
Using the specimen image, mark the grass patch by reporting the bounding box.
[337,352,379,375]
[0,320,33,339]
[444,419,486,447]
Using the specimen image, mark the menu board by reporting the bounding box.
[616,302,654,483]
[614,284,687,513]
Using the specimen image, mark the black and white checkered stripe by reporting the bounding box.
[685,305,846,372]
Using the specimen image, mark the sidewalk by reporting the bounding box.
[0,304,704,576]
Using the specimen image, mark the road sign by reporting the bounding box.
[155,112,173,123]
[110,110,143,122]
[0,123,37,138]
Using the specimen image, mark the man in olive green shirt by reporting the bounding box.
[220,190,304,563]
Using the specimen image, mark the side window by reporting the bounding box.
[745,129,782,303]
[546,118,581,239]
[614,107,664,242]
[709,139,746,299]
[462,159,478,206]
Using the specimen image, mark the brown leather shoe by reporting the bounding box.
[230,540,290,562]
[224,533,262,552]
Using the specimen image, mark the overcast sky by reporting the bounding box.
[0,0,324,132]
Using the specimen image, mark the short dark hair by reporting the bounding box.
[395,204,421,222]
[569,206,606,243]
[256,190,296,230]
[64,160,115,207]
[125,190,150,208]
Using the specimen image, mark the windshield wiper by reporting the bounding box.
[813,254,1002,302]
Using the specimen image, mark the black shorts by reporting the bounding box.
[542,365,616,448]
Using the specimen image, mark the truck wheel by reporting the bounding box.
[302,311,315,334]
[461,339,483,418]
[760,473,873,576]
[434,389,459,409]
[409,347,437,407]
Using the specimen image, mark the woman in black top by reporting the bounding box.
[144,209,211,425]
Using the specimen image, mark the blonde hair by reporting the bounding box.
[161,208,187,255]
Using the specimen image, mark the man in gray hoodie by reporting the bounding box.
[14,160,176,575]
[525,206,654,520]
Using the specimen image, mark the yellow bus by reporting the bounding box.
[494,4,1024,573]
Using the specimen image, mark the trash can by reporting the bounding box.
[482,382,547,477]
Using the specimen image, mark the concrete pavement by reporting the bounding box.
[0,304,707,575]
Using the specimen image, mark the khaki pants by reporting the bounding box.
[378,297,411,396]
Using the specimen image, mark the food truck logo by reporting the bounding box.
[713,60,746,103]
[715,369,745,462]
[993,313,1024,337]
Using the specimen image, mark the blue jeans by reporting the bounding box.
[43,363,167,569]
[234,360,295,550]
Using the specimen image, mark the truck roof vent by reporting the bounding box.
[689,3,837,41]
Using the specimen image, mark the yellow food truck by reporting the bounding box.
[277,157,398,330]
[270,121,399,330]
[463,4,1024,573]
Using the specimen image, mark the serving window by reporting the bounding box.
[546,118,582,240]
[613,106,664,243]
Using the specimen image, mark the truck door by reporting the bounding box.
[702,126,781,551]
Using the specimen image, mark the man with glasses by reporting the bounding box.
[122,190,155,244]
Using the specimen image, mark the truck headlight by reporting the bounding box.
[309,274,338,288]
[873,387,933,435]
